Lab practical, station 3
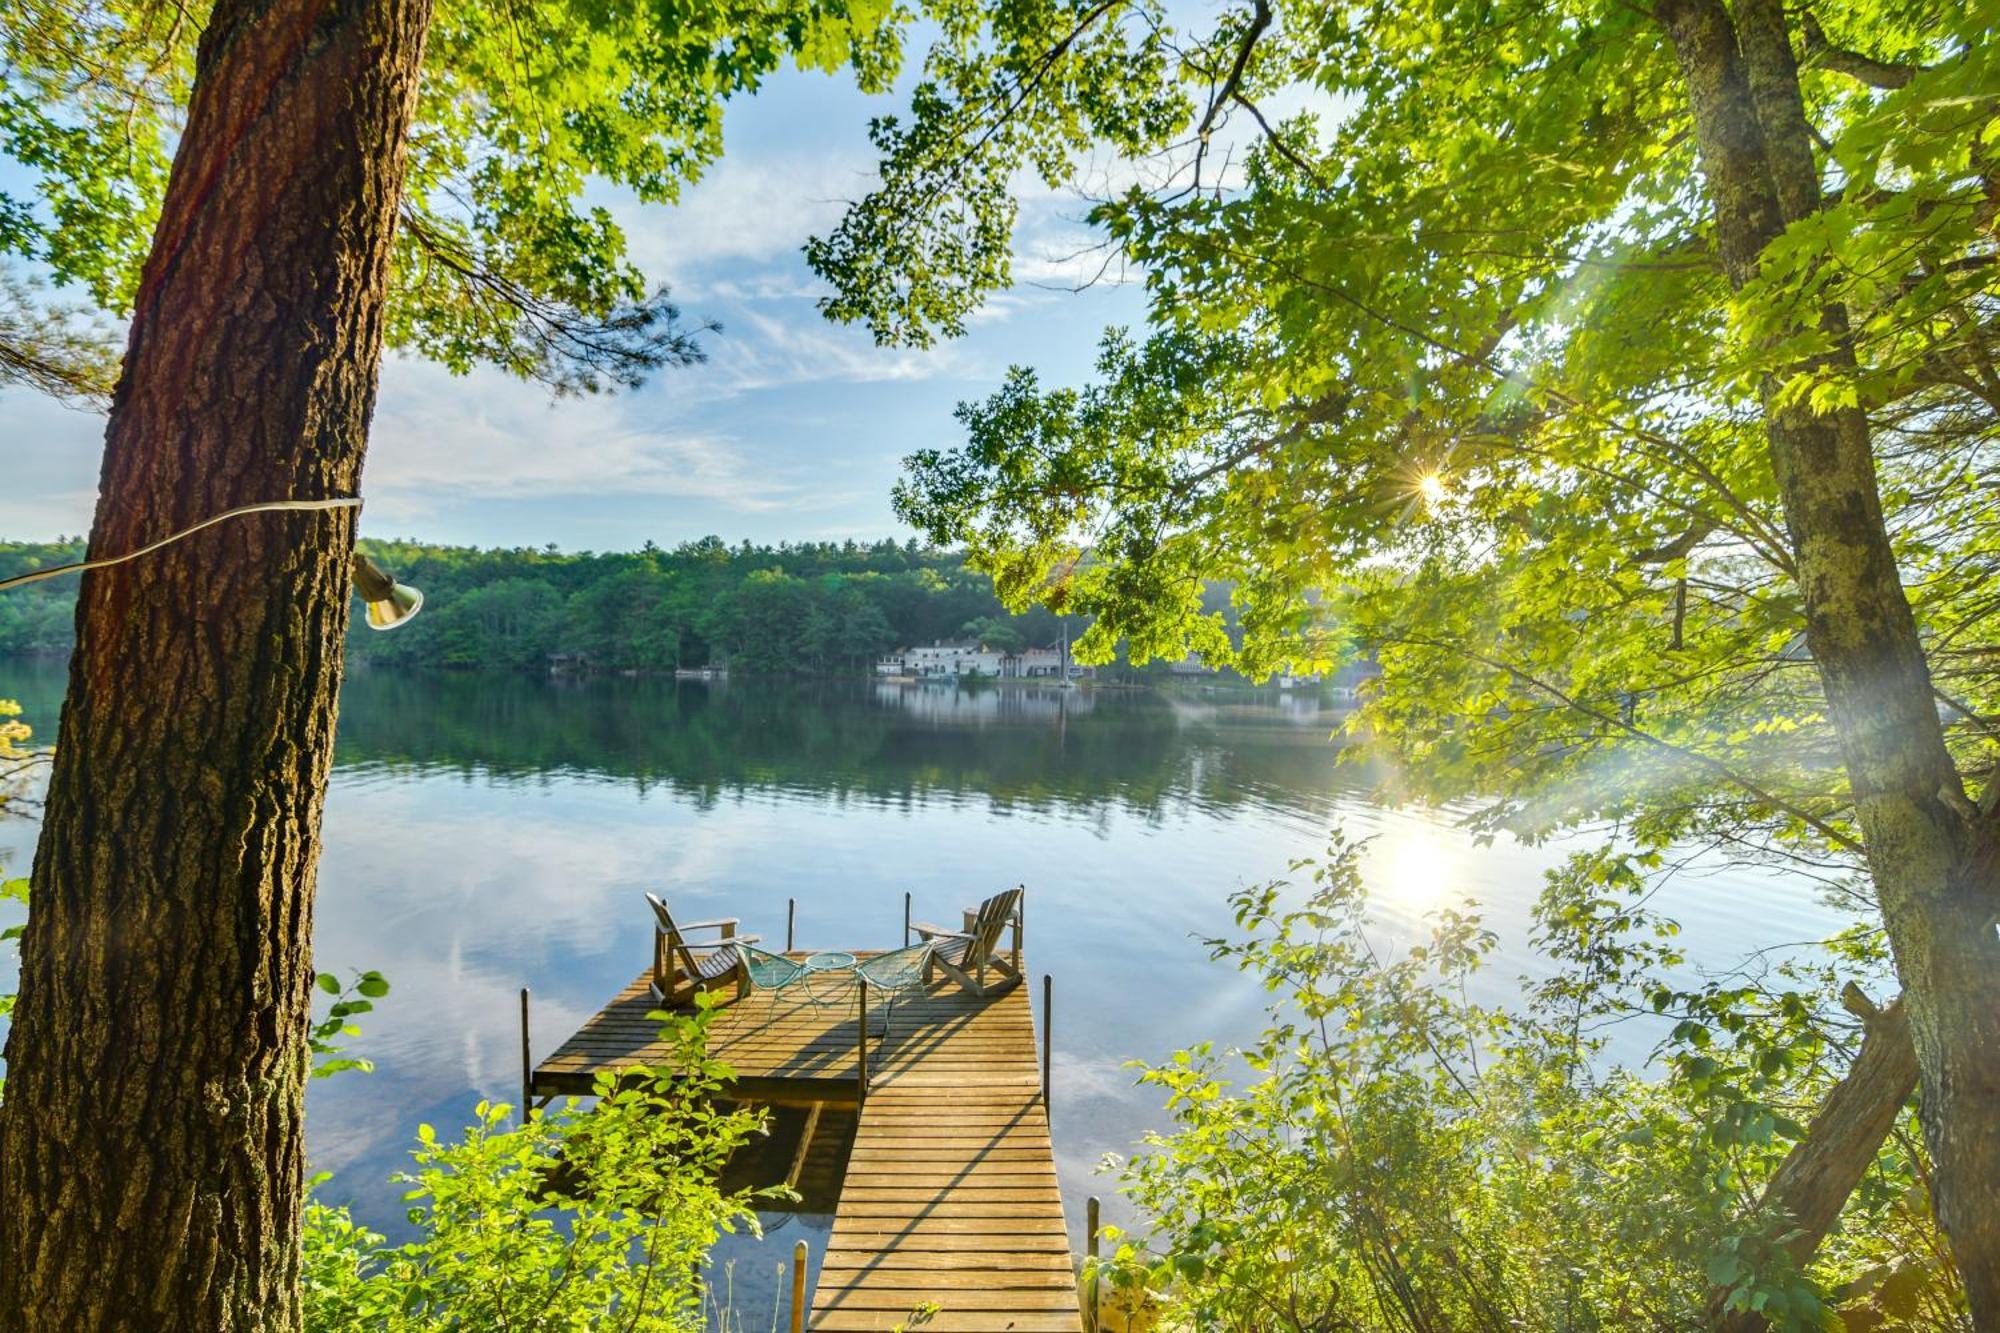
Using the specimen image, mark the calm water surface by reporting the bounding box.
[0,661,1842,1315]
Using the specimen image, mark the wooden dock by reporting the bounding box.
[530,958,1083,1333]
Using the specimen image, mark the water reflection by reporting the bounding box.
[0,662,1841,1320]
[333,670,1366,828]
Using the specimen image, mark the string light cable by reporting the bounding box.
[0,498,365,593]
[0,497,422,630]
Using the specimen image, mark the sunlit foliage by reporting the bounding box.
[301,1002,770,1330]
[1102,837,1959,1331]
[1,0,911,393]
[841,0,1997,904]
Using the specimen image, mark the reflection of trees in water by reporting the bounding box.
[331,673,1366,822]
[869,679,1100,723]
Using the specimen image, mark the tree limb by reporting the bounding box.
[1710,990,1918,1331]
[1196,0,1270,144]
[1800,12,1924,91]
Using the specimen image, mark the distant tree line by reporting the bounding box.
[0,536,1095,675]
[0,542,82,656]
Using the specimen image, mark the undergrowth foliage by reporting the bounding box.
[1096,834,1961,1332]
[302,998,773,1331]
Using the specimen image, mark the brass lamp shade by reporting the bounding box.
[352,553,423,631]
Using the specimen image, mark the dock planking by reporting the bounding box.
[530,954,1082,1333]
[816,1081,1079,1333]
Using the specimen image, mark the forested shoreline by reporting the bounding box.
[0,536,1120,676]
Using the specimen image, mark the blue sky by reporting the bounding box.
[3,60,1150,550]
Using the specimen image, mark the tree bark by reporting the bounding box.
[1658,0,2000,1320]
[1712,989,1919,1332]
[0,0,431,1327]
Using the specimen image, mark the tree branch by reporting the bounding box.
[1196,0,1270,144]
[1799,12,1923,91]
[1710,990,1917,1332]
[1382,632,1866,855]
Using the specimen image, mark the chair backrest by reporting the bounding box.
[855,940,933,992]
[965,887,1023,966]
[645,892,700,980]
[740,942,806,990]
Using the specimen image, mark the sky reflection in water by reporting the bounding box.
[0,663,1844,1315]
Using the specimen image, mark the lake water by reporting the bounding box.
[0,660,1844,1317]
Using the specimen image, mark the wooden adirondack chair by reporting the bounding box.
[913,887,1024,997]
[646,893,761,1003]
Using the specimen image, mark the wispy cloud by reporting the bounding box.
[363,359,824,522]
[611,152,875,280]
[698,307,964,395]
[1009,224,1137,295]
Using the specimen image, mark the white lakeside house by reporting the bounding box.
[876,640,1094,680]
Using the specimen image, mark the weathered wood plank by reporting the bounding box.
[813,1314,1083,1332]
[828,1217,1071,1236]
[816,1305,1081,1325]
[815,1272,1079,1292]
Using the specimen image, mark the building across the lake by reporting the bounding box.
[1012,644,1076,678]
[885,641,1006,678]
[876,640,1093,681]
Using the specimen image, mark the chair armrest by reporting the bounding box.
[684,932,760,950]
[664,917,741,935]
[911,921,968,941]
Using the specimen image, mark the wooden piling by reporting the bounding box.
[1042,972,1053,1113]
[856,978,869,1102]
[790,1238,808,1333]
[1087,1195,1101,1331]
[518,987,531,1123]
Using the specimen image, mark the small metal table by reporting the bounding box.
[800,950,857,1008]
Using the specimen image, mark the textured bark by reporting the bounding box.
[1658,0,2000,1321]
[0,0,431,1327]
[1712,991,1919,1332]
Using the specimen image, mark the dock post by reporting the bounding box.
[790,1238,809,1333]
[903,890,911,946]
[857,978,870,1102]
[787,897,796,953]
[519,987,532,1124]
[1087,1195,1101,1331]
[1041,973,1052,1114]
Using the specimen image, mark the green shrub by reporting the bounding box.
[1099,835,1959,1333]
[303,1001,772,1331]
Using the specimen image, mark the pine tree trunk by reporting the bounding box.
[0,0,431,1326]
[1659,0,2000,1319]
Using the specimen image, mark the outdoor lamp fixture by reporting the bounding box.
[351,551,423,630]
[0,497,423,631]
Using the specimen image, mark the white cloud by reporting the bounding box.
[362,359,820,522]
[694,271,830,303]
[701,308,963,395]
[0,388,106,537]
[1008,224,1138,294]
[610,152,876,278]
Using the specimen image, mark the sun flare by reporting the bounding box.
[1375,828,1459,913]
